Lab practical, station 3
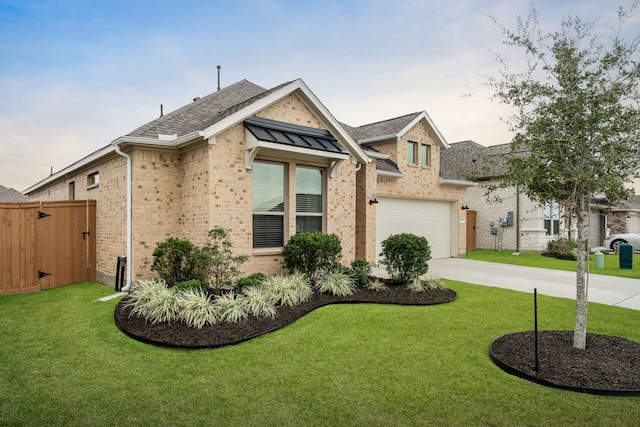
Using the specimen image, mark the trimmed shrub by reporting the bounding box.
[315,270,357,296]
[234,273,268,294]
[174,279,204,292]
[282,232,342,279]
[379,233,431,283]
[151,238,199,286]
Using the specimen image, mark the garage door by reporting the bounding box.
[376,197,453,261]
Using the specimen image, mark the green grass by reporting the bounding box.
[467,249,640,279]
[1,282,639,426]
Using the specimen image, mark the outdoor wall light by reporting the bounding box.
[461,204,470,210]
[369,198,379,205]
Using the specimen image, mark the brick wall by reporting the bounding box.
[373,121,468,256]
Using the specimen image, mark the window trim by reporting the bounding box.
[295,165,325,234]
[252,161,287,249]
[407,141,418,165]
[420,144,431,167]
[87,171,100,189]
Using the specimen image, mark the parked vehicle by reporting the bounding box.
[603,234,640,251]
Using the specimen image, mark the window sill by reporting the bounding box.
[87,184,99,190]
[252,248,283,256]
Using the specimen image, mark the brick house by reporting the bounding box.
[25,78,471,288]
[441,140,609,252]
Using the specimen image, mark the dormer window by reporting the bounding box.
[407,141,417,165]
[420,144,431,167]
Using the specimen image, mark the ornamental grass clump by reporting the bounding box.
[265,273,313,307]
[242,285,278,319]
[315,270,357,296]
[126,279,181,324]
[407,278,426,293]
[178,288,218,328]
[366,279,388,292]
[213,292,248,323]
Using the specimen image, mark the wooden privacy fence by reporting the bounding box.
[0,200,96,295]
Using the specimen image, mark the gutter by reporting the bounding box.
[112,142,132,292]
[439,178,478,187]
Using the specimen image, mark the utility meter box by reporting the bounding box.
[619,243,633,269]
[507,211,514,226]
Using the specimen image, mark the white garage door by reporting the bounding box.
[376,197,453,261]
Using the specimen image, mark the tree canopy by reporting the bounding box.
[487,4,640,349]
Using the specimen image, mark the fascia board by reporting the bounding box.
[24,145,116,194]
[439,178,478,187]
[398,111,449,149]
[377,170,405,179]
[358,134,398,144]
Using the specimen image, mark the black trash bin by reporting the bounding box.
[619,243,633,270]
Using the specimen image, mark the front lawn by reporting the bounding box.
[467,249,640,279]
[0,282,639,425]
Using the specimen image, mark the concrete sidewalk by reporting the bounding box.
[375,258,640,310]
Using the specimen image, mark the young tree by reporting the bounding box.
[488,5,640,349]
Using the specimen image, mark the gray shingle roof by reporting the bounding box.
[340,112,422,142]
[0,185,29,202]
[127,79,270,138]
[440,140,513,181]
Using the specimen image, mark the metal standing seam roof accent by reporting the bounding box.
[244,116,347,154]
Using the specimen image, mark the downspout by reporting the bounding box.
[113,142,132,291]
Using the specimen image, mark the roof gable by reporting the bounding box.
[342,111,448,149]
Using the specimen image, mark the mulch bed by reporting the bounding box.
[114,284,457,349]
[490,331,640,395]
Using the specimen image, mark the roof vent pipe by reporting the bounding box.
[160,104,163,117]
[217,65,221,91]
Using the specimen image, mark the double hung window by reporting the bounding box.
[296,166,323,233]
[252,162,285,248]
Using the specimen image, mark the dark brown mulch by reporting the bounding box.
[490,331,640,395]
[114,284,457,349]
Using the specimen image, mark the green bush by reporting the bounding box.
[545,237,577,260]
[282,232,342,280]
[350,259,372,287]
[173,279,204,292]
[151,238,200,286]
[196,227,249,294]
[234,273,268,294]
[125,279,181,325]
[379,233,431,284]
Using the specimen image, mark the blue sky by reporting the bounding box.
[1,0,637,191]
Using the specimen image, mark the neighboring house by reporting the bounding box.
[24,78,471,288]
[441,140,609,252]
[608,196,640,235]
[0,185,29,202]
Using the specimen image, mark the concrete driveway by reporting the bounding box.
[375,258,640,310]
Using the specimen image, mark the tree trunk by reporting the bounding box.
[573,194,588,350]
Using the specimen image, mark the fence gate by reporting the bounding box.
[0,200,96,295]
